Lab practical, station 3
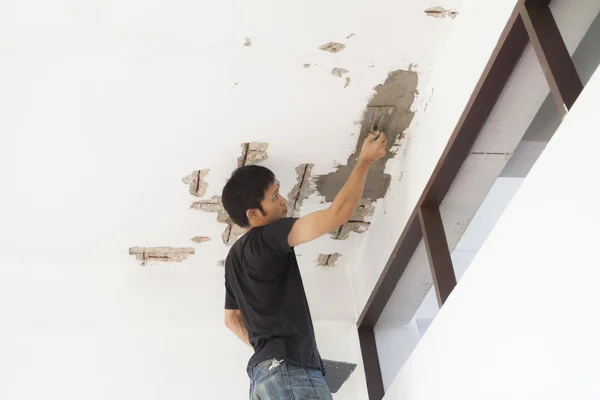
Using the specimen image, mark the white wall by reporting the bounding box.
[0,254,366,399]
[0,1,466,397]
[382,53,600,400]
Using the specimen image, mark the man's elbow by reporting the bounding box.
[327,206,352,228]
[224,311,236,330]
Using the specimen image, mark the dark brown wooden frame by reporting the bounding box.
[356,1,583,398]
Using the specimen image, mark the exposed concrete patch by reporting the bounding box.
[244,37,252,46]
[222,223,246,246]
[315,69,418,202]
[190,195,244,246]
[332,68,349,77]
[191,236,211,244]
[238,142,269,168]
[351,198,376,220]
[316,253,342,267]
[182,169,209,197]
[319,42,345,53]
[190,195,229,223]
[425,6,458,18]
[333,222,370,240]
[287,163,316,217]
[129,247,195,266]
[330,198,375,239]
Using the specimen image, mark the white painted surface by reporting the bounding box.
[0,0,469,397]
[0,0,464,319]
[0,255,365,399]
[383,49,600,400]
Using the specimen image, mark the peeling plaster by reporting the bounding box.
[190,195,244,246]
[315,69,417,202]
[316,253,342,267]
[222,223,246,246]
[319,42,345,53]
[238,142,269,168]
[244,37,252,46]
[331,222,370,240]
[330,198,374,239]
[425,7,458,18]
[190,195,229,223]
[331,68,349,77]
[129,247,195,266]
[287,163,316,217]
[344,77,351,88]
[217,260,225,267]
[182,169,209,197]
[191,236,211,244]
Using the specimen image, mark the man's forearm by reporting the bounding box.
[330,159,371,223]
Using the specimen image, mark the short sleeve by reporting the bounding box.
[259,217,298,255]
[224,279,238,310]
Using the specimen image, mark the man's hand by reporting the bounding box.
[358,131,387,165]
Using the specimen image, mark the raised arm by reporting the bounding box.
[288,131,387,247]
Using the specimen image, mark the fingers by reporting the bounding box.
[373,131,387,144]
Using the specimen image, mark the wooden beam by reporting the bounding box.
[519,2,583,116]
[358,327,385,400]
[419,205,457,306]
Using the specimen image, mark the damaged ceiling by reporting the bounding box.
[0,0,465,322]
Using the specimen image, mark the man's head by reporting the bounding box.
[221,165,288,228]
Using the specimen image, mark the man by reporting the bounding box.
[221,132,387,399]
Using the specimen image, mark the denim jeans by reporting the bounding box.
[250,358,333,400]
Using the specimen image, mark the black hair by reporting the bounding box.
[221,165,276,228]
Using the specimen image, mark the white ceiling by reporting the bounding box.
[0,0,465,321]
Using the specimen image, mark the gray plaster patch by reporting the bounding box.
[424,6,458,18]
[316,253,342,267]
[315,69,418,202]
[182,169,210,197]
[319,42,345,53]
[129,247,195,266]
[191,236,211,244]
[287,163,316,217]
[238,142,269,167]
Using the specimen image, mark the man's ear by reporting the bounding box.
[246,208,260,225]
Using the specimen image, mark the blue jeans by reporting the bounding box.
[250,358,333,400]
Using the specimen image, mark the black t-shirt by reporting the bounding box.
[224,217,324,376]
